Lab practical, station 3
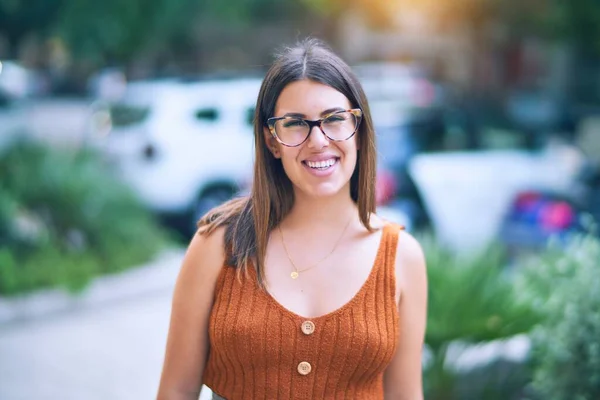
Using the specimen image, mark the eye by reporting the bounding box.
[323,114,347,123]
[282,118,305,128]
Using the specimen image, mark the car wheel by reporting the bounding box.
[192,186,236,228]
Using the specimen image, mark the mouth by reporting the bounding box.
[303,157,339,171]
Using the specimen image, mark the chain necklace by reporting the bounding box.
[278,217,352,280]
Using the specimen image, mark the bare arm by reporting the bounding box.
[157,227,226,400]
[384,230,428,400]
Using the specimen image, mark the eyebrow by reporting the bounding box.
[282,107,345,118]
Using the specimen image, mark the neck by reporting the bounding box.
[283,187,357,231]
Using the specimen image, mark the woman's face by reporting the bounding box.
[265,79,358,199]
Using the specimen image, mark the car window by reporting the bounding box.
[0,91,13,109]
[246,107,255,127]
[109,104,150,127]
[195,108,219,122]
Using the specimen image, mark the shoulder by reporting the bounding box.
[188,226,227,263]
[176,226,227,294]
[367,214,425,272]
[393,228,427,298]
[395,229,425,268]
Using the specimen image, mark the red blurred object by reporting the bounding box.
[540,201,575,231]
[514,191,541,209]
[376,169,397,205]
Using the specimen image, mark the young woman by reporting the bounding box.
[157,39,428,400]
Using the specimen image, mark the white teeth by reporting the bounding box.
[306,158,336,169]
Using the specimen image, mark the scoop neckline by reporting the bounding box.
[259,223,391,323]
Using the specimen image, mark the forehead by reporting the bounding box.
[275,79,351,117]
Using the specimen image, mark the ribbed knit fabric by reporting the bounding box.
[203,223,403,400]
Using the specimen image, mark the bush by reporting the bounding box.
[0,139,171,296]
[519,234,600,399]
[421,235,539,400]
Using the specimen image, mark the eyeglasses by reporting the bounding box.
[267,109,362,147]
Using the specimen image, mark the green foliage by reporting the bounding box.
[535,1,600,54]
[0,0,65,51]
[421,235,539,399]
[518,234,600,399]
[424,237,539,350]
[0,0,310,62]
[0,139,171,296]
[0,0,191,60]
[55,0,193,62]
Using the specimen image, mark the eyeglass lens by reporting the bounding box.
[273,111,358,146]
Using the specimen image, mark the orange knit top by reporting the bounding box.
[203,223,402,400]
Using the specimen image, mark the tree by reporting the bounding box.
[0,0,66,57]
[55,0,194,64]
[0,0,306,64]
[518,0,600,56]
[0,0,192,62]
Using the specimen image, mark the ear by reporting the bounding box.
[263,127,281,159]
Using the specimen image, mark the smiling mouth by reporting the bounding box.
[303,158,339,170]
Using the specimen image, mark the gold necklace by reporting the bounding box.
[279,217,352,279]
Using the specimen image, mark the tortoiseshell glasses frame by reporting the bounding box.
[267,108,363,147]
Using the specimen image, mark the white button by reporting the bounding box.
[297,361,312,375]
[301,321,315,335]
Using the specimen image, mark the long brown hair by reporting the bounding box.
[198,38,377,288]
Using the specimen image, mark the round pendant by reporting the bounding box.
[290,271,299,279]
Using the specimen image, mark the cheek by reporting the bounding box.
[279,149,301,172]
[342,141,358,162]
[342,144,359,174]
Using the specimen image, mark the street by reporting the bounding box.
[0,290,212,400]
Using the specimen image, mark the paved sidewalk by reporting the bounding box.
[0,248,214,400]
[0,290,213,400]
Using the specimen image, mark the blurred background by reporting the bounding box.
[1,0,600,399]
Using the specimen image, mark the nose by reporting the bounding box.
[307,124,329,149]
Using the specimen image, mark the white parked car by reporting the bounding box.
[87,77,261,231]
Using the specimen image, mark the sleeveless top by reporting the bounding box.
[203,223,403,400]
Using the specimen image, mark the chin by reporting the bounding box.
[299,181,350,199]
